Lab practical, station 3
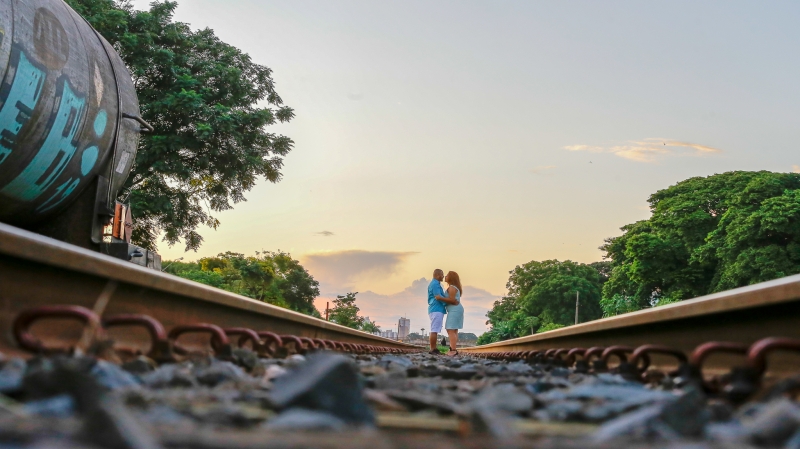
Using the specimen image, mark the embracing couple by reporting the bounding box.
[427,269,464,356]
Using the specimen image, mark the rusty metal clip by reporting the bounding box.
[103,314,176,363]
[686,341,749,394]
[631,345,685,371]
[14,305,103,354]
[280,335,305,354]
[168,323,232,359]
[220,327,268,357]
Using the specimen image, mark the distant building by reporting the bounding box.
[380,330,398,340]
[398,317,410,340]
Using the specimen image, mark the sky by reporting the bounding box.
[134,0,800,335]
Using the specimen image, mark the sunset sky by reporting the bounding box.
[135,0,800,334]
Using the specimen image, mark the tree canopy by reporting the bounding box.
[601,171,800,316]
[67,0,294,251]
[164,251,320,316]
[328,292,364,329]
[327,292,381,333]
[478,260,606,345]
[480,171,800,345]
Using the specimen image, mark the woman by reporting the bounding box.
[436,271,464,356]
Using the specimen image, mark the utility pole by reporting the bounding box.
[325,302,329,321]
[575,291,580,325]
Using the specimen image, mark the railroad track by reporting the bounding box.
[3,222,800,448]
[2,220,800,375]
[0,223,417,357]
[461,272,800,377]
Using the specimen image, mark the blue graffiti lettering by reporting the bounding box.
[1,78,86,201]
[93,110,107,137]
[36,177,79,213]
[80,145,98,176]
[0,51,45,165]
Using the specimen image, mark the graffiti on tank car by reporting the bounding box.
[0,49,46,165]
[33,8,69,70]
[0,39,109,213]
[1,75,86,201]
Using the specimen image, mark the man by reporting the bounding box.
[427,269,447,354]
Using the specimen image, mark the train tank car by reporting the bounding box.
[0,0,159,268]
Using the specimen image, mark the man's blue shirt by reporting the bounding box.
[428,279,447,314]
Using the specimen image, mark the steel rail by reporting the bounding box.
[0,223,417,357]
[460,272,800,374]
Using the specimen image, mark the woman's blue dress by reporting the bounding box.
[444,286,464,330]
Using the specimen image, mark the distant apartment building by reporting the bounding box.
[398,317,410,340]
[380,330,398,340]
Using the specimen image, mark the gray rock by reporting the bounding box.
[705,421,750,442]
[378,355,413,370]
[282,354,306,368]
[121,356,157,374]
[592,387,708,442]
[785,428,800,449]
[660,387,709,437]
[91,360,141,390]
[743,398,800,446]
[266,407,346,430]
[543,384,672,402]
[535,399,584,421]
[592,404,676,442]
[473,384,533,415]
[269,353,374,425]
[140,365,196,389]
[22,394,75,417]
[80,394,162,449]
[193,361,247,387]
[0,358,26,394]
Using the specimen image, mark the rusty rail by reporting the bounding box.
[3,220,800,382]
[0,223,418,357]
[460,272,800,375]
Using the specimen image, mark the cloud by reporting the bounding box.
[315,231,335,237]
[302,250,418,291]
[564,139,721,163]
[530,165,556,175]
[564,145,604,153]
[347,93,363,101]
[315,277,499,335]
[793,165,800,174]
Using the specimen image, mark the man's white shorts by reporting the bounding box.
[429,312,444,333]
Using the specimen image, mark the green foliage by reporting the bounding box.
[328,292,365,330]
[162,251,320,316]
[66,0,294,251]
[407,332,423,340]
[602,171,800,316]
[537,322,565,333]
[360,320,381,333]
[479,260,606,344]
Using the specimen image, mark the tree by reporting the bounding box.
[360,320,381,333]
[328,292,365,329]
[163,250,320,316]
[479,260,606,344]
[601,171,800,316]
[66,0,294,251]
